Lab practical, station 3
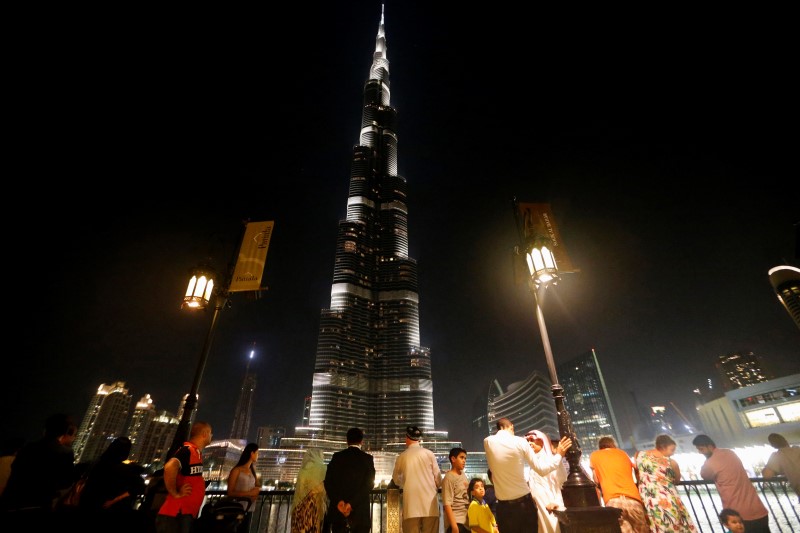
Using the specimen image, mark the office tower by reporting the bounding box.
[307,7,436,451]
[73,381,133,463]
[556,349,622,454]
[715,351,772,391]
[486,373,559,440]
[257,425,286,448]
[127,393,179,466]
[769,265,800,330]
[133,410,179,468]
[230,345,258,440]
[128,394,156,461]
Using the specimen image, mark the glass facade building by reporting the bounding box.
[307,8,436,451]
[556,349,622,454]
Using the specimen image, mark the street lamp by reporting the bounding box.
[523,238,600,507]
[168,219,274,456]
[168,265,230,456]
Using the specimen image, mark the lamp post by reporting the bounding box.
[168,266,230,456]
[514,200,621,531]
[167,219,273,456]
[522,239,600,508]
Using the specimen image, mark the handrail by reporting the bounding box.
[184,478,800,533]
[676,477,798,533]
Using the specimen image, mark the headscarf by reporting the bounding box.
[528,430,567,487]
[291,448,328,530]
[528,430,555,456]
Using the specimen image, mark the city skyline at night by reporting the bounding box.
[6,3,798,449]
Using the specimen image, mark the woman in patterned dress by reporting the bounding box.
[635,435,697,533]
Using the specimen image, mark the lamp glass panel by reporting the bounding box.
[185,276,198,297]
[195,276,208,298]
[204,279,214,301]
[532,249,545,273]
[542,246,557,270]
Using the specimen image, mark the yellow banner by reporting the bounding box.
[229,221,274,293]
[517,203,577,274]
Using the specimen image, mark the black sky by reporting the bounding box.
[7,4,798,451]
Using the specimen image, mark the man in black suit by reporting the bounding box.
[324,427,376,533]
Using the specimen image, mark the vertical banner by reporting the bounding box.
[517,202,577,274]
[229,220,275,293]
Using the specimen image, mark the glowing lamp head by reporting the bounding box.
[182,267,216,310]
[526,240,559,288]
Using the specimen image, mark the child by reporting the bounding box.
[719,508,745,533]
[467,478,499,533]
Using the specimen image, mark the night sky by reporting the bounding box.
[7,3,798,451]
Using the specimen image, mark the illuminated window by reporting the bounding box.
[744,407,780,427]
[777,402,800,422]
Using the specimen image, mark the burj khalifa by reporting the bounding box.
[307,7,436,451]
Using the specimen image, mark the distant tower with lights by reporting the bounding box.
[306,6,438,451]
[230,344,258,441]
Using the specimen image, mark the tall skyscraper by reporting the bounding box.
[715,351,772,391]
[307,7,436,451]
[73,380,133,463]
[557,349,622,454]
[769,265,800,330]
[230,344,258,440]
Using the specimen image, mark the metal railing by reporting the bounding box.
[677,477,798,533]
[201,477,798,533]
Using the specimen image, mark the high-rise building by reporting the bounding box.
[769,265,800,330]
[307,7,438,451]
[128,394,156,461]
[132,409,179,468]
[715,351,772,391]
[230,344,258,440]
[256,425,286,449]
[486,373,559,440]
[556,349,622,454]
[74,381,133,463]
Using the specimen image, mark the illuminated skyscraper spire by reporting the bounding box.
[307,6,435,450]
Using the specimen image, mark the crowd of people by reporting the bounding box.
[1,413,797,533]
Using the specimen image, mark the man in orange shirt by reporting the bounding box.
[589,436,649,533]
